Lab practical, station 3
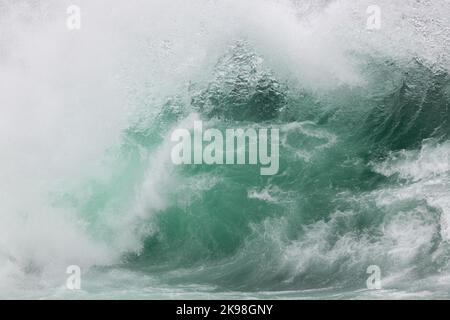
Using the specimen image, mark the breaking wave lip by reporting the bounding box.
[373,141,450,182]
[1,0,450,299]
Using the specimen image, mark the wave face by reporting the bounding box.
[1,0,450,299]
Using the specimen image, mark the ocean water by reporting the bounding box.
[0,0,450,299]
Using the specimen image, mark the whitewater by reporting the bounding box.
[0,0,449,299]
